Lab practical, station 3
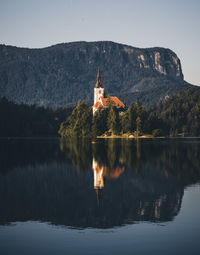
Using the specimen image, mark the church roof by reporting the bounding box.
[92,96,125,110]
[101,96,125,108]
[92,101,103,109]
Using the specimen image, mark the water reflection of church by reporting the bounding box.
[92,157,125,190]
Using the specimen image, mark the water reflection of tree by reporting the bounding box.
[60,137,145,176]
[146,140,200,183]
[60,138,200,184]
[60,138,92,172]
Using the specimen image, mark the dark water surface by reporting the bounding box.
[0,138,200,255]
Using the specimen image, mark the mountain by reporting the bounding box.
[0,41,195,107]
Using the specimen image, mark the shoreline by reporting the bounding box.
[96,135,164,139]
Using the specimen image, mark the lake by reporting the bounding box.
[0,137,200,255]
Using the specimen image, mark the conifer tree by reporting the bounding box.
[107,106,118,135]
[59,101,92,137]
[92,116,98,138]
[120,109,131,133]
[136,117,141,136]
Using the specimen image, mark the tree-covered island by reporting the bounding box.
[58,87,200,138]
[58,99,160,138]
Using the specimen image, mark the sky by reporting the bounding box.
[0,0,200,85]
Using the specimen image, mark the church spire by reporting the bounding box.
[95,188,102,208]
[95,67,102,88]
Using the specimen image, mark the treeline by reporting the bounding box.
[59,88,200,137]
[0,97,73,137]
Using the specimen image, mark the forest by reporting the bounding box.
[0,97,73,137]
[155,87,200,136]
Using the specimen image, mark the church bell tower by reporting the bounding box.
[94,67,104,105]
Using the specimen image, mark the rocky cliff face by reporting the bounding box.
[123,45,183,79]
[0,41,192,107]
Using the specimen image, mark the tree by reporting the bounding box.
[59,101,92,137]
[136,117,141,136]
[92,108,109,136]
[105,95,115,107]
[92,116,98,138]
[130,101,147,133]
[107,106,119,135]
[120,109,131,133]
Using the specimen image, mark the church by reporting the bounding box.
[92,68,125,115]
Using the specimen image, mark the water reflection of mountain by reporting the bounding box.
[0,138,200,228]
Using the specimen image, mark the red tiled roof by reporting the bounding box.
[93,97,125,109]
[92,101,103,109]
[107,166,125,179]
[101,96,125,108]
[93,161,125,180]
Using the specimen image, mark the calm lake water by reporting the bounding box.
[0,138,200,255]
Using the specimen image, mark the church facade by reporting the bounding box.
[92,68,125,115]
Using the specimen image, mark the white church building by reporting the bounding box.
[92,68,125,115]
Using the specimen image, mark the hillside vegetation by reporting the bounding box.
[0,41,192,108]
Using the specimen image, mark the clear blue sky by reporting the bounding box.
[0,0,199,85]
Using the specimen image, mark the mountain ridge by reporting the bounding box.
[0,41,195,107]
[1,41,179,51]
